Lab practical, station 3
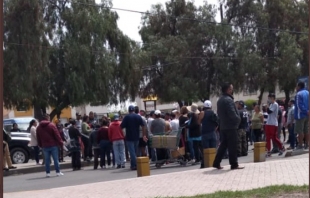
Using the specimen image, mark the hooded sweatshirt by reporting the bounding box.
[36,120,63,148]
[108,121,125,142]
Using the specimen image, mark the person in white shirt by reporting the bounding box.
[28,119,40,165]
[170,110,180,132]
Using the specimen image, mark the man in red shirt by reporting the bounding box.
[36,114,64,177]
[109,114,125,168]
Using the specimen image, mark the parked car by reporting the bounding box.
[3,117,38,133]
[3,129,37,164]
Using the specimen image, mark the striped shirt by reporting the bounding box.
[263,112,268,125]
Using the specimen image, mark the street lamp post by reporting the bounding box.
[0,0,4,196]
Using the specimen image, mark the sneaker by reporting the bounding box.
[56,172,64,176]
[101,166,106,169]
[116,165,121,169]
[46,173,51,178]
[188,159,195,164]
[36,163,41,165]
[121,165,125,168]
[266,152,272,157]
[296,145,304,150]
[279,146,286,156]
[286,146,292,150]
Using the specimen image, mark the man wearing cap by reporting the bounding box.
[36,114,64,177]
[237,101,248,157]
[199,100,218,168]
[109,114,126,168]
[213,83,243,170]
[121,105,147,170]
[150,110,167,163]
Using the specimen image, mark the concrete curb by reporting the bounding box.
[4,161,94,177]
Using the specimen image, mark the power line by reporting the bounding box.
[5,41,278,61]
[59,0,308,35]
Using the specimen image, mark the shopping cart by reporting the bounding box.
[149,127,187,168]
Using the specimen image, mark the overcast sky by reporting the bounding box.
[96,0,220,42]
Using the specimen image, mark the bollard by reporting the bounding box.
[136,157,150,177]
[254,142,266,163]
[203,148,216,168]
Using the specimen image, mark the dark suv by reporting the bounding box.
[3,129,35,164]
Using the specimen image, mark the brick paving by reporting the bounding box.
[4,157,309,198]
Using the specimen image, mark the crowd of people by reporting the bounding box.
[23,81,309,176]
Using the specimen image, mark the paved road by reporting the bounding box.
[5,146,304,193]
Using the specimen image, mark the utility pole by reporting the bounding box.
[0,0,4,196]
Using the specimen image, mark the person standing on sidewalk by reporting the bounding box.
[68,120,82,171]
[121,105,147,170]
[265,93,285,157]
[28,119,41,165]
[199,100,218,168]
[89,124,100,170]
[36,114,64,177]
[97,118,112,169]
[286,100,296,150]
[237,101,248,157]
[109,114,126,168]
[213,83,243,170]
[294,81,309,150]
[81,115,92,162]
[251,105,264,142]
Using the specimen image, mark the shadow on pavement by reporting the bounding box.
[203,169,230,175]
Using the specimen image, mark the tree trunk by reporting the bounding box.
[49,102,67,121]
[284,89,290,110]
[177,100,183,108]
[257,87,265,105]
[34,104,46,121]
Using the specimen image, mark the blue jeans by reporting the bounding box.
[187,140,195,159]
[113,140,125,166]
[289,124,296,149]
[126,141,139,168]
[202,133,217,149]
[100,140,112,166]
[43,146,60,174]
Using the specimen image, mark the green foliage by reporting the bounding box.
[4,0,137,119]
[244,99,257,111]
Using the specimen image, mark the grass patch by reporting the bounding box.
[162,185,309,198]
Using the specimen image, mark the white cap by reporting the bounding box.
[172,109,179,114]
[204,100,212,108]
[154,110,161,115]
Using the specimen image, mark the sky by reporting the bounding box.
[96,0,220,42]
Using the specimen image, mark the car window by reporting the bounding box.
[4,123,29,132]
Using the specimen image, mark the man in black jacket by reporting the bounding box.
[213,83,244,170]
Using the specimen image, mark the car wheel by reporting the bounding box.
[10,148,29,164]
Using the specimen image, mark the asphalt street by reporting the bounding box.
[5,146,305,193]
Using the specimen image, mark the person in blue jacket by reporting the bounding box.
[294,81,309,149]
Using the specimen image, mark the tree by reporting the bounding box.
[222,0,305,104]
[44,0,138,120]
[4,0,50,119]
[139,0,242,106]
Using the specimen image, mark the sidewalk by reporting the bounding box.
[4,156,309,198]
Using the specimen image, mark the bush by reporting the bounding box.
[244,99,257,111]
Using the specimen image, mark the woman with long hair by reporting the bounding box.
[28,119,40,165]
